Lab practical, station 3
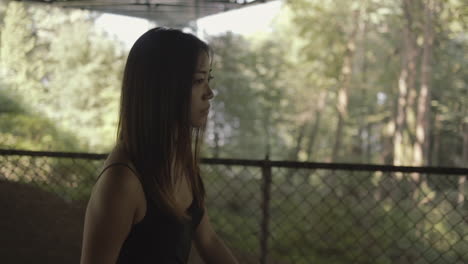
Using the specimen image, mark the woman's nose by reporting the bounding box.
[204,86,214,100]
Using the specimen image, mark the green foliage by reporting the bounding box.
[0,2,36,92]
[0,84,23,114]
[0,2,126,152]
[0,81,81,151]
[2,0,464,165]
[0,113,78,151]
[198,166,468,263]
[201,164,262,255]
[45,18,125,151]
[205,30,298,160]
[204,33,262,158]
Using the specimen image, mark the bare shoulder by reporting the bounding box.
[91,144,144,210]
[81,165,143,263]
[91,164,142,206]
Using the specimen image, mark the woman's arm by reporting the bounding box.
[193,206,239,264]
[80,167,141,264]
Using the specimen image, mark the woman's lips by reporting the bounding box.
[201,106,210,114]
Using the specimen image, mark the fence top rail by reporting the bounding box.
[0,149,108,160]
[202,158,468,175]
[1,149,467,175]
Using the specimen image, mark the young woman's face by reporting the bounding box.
[190,51,214,127]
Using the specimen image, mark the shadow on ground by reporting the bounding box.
[0,179,86,263]
[0,179,285,264]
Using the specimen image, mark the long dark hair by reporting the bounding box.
[116,27,209,222]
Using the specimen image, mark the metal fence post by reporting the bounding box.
[260,154,272,264]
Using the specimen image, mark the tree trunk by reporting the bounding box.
[331,9,360,163]
[285,123,308,186]
[360,14,370,163]
[305,90,327,161]
[289,123,307,161]
[412,0,434,204]
[389,0,422,206]
[365,123,372,163]
[394,0,420,167]
[413,0,434,167]
[213,115,221,158]
[383,120,395,164]
[431,113,441,166]
[457,122,468,208]
[394,64,408,167]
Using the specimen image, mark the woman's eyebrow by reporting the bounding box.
[196,69,212,74]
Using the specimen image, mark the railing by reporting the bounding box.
[1,148,468,264]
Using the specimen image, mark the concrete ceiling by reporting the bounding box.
[19,0,271,28]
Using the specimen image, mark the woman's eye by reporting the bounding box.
[193,75,214,85]
[194,79,204,85]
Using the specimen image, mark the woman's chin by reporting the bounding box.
[191,117,207,128]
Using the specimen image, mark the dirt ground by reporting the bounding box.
[0,179,86,263]
[0,179,288,264]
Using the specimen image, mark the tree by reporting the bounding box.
[205,31,292,160]
[0,2,126,152]
[205,33,262,159]
[0,2,37,97]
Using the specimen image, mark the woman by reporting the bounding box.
[80,27,239,264]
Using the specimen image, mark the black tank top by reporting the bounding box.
[95,162,204,264]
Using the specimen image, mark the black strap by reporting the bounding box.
[96,162,140,183]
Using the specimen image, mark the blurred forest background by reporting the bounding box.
[0,1,467,263]
[0,0,466,167]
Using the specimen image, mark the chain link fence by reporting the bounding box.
[1,149,468,264]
